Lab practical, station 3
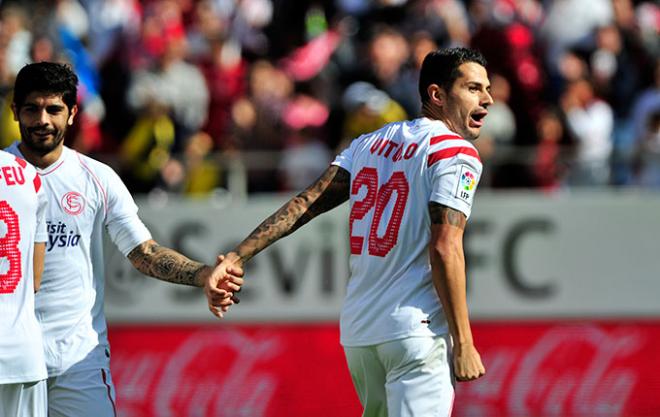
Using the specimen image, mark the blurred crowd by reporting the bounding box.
[0,0,658,194]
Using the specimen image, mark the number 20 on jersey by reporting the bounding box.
[349,168,410,258]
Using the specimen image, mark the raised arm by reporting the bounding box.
[428,202,485,382]
[229,165,349,265]
[205,165,351,316]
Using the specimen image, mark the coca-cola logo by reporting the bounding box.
[112,329,282,417]
[456,325,642,417]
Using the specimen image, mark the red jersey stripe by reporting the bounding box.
[430,134,463,146]
[428,146,480,167]
[33,173,41,193]
[14,156,27,168]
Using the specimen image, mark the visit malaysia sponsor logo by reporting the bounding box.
[46,221,81,252]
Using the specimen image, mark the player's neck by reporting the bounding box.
[18,142,64,169]
[421,103,443,122]
[421,105,455,132]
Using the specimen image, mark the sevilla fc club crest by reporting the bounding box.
[61,191,85,215]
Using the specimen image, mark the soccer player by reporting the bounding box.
[206,47,492,417]
[5,62,242,417]
[0,149,48,417]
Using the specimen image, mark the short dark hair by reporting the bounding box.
[418,48,487,104]
[13,62,78,110]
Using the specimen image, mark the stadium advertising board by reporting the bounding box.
[109,321,660,417]
[105,192,660,321]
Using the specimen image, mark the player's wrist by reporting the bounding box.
[226,251,244,267]
[454,340,477,354]
[195,265,214,287]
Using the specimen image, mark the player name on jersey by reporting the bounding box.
[0,164,26,186]
[369,138,419,162]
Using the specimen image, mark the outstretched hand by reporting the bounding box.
[453,343,486,382]
[203,252,244,318]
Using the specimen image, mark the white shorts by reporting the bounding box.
[0,380,48,417]
[47,366,117,417]
[344,335,455,417]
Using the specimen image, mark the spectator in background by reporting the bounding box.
[119,100,176,193]
[633,111,660,188]
[123,2,209,191]
[279,93,332,191]
[561,77,614,186]
[405,0,470,47]
[477,73,517,187]
[198,35,247,150]
[229,60,293,192]
[534,108,573,190]
[540,0,613,77]
[471,2,546,150]
[0,5,31,77]
[77,0,141,66]
[630,58,660,187]
[410,30,437,72]
[365,25,418,117]
[126,2,209,144]
[340,81,407,147]
[0,44,20,150]
[555,49,589,93]
[478,74,516,145]
[157,131,223,195]
[0,5,31,149]
[590,22,649,185]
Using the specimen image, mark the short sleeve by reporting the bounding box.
[331,136,362,175]
[103,167,152,256]
[428,152,482,219]
[34,175,48,244]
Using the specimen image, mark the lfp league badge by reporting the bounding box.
[455,165,476,203]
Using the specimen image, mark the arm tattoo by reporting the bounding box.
[429,202,467,229]
[235,166,350,263]
[128,240,206,287]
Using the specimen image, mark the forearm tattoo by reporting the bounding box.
[128,240,206,287]
[429,202,467,229]
[235,166,350,263]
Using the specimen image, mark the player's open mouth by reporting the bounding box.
[469,111,488,128]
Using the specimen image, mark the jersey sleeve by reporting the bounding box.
[428,145,483,219]
[34,176,48,244]
[102,166,152,256]
[331,136,361,175]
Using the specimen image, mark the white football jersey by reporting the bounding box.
[0,150,48,383]
[5,143,151,376]
[332,117,482,347]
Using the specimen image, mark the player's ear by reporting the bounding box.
[427,84,446,108]
[67,104,78,126]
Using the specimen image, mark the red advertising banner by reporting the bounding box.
[109,321,660,417]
